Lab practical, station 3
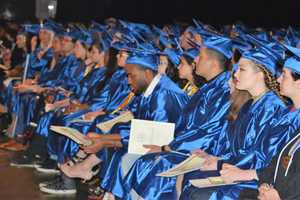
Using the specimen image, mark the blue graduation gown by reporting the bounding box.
[185,91,289,200]
[122,71,231,200]
[10,47,54,135]
[47,68,131,163]
[99,74,189,198]
[27,47,54,79]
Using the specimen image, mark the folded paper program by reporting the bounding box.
[50,125,93,146]
[189,176,238,188]
[157,154,204,177]
[96,110,134,132]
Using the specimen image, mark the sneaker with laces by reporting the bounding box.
[10,153,42,168]
[39,173,77,195]
[35,157,60,174]
[39,175,62,188]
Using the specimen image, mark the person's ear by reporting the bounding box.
[257,70,265,81]
[144,69,154,81]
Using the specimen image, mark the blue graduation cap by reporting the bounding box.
[283,27,300,47]
[62,25,80,40]
[283,45,300,74]
[271,29,286,41]
[251,29,270,42]
[152,25,177,48]
[203,35,233,59]
[119,20,153,42]
[167,24,180,38]
[76,27,93,46]
[242,45,283,77]
[90,21,107,33]
[126,52,159,71]
[98,31,112,52]
[162,48,182,67]
[244,33,286,64]
[22,24,40,35]
[182,48,199,60]
[231,37,252,53]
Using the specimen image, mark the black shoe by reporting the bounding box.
[10,153,42,168]
[35,157,60,174]
[39,173,77,195]
[39,174,62,188]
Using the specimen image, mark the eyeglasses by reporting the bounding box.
[159,61,168,66]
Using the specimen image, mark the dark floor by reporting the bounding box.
[0,149,88,200]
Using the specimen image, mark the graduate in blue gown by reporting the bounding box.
[182,42,295,200]
[10,22,55,137]
[121,35,233,200]
[237,44,300,200]
[45,31,132,164]
[60,50,189,198]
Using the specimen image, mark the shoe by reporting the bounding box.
[39,173,77,195]
[88,185,105,200]
[10,153,42,168]
[0,139,17,148]
[35,157,60,174]
[4,142,27,151]
[60,163,100,182]
[39,175,62,188]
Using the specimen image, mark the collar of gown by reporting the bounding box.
[143,74,161,98]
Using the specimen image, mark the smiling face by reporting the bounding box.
[234,58,264,91]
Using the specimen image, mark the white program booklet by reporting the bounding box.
[190,177,238,188]
[157,154,204,177]
[50,125,93,146]
[128,119,175,155]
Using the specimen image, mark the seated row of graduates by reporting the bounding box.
[3,19,300,200]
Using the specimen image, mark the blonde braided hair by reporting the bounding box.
[256,63,285,102]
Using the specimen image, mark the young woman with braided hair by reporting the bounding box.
[181,46,295,200]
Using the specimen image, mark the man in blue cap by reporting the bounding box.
[109,35,233,200]
[78,50,189,199]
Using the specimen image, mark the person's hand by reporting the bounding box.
[258,183,272,196]
[258,184,281,200]
[220,164,244,183]
[83,110,105,121]
[220,164,257,183]
[82,132,104,154]
[143,145,162,154]
[45,103,56,112]
[192,149,209,158]
[200,155,219,171]
[23,79,36,85]
[37,49,45,59]
[82,138,104,154]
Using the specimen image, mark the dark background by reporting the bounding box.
[0,0,299,28]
